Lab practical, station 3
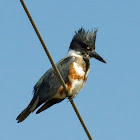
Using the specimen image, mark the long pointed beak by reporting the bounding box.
[89,51,106,63]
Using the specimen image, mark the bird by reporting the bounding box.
[16,28,106,123]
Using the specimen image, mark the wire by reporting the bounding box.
[20,0,93,140]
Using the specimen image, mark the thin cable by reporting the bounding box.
[20,1,93,140]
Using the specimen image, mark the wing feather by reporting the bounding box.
[34,56,75,108]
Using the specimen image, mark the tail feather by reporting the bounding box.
[16,107,32,123]
[16,96,39,123]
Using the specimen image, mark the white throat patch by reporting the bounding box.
[67,49,82,58]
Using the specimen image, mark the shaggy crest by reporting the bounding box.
[70,28,98,50]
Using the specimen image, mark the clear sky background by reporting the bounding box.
[0,0,140,140]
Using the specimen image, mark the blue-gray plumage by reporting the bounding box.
[16,28,106,123]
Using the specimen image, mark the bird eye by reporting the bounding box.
[86,47,92,52]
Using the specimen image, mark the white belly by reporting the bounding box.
[68,79,84,97]
[53,62,89,99]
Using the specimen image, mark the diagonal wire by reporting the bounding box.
[20,0,93,140]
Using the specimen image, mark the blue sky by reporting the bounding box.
[0,0,140,140]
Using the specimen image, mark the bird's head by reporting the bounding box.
[69,28,106,63]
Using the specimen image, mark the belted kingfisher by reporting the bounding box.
[16,28,106,123]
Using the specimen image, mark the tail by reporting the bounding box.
[16,96,39,123]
